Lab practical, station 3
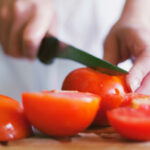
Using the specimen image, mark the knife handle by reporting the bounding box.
[38,37,59,64]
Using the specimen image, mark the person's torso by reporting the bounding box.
[0,0,125,101]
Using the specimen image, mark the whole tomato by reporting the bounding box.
[62,67,130,125]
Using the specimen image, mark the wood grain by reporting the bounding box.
[0,127,150,150]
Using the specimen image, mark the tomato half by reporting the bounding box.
[62,68,129,125]
[107,107,150,141]
[0,95,32,141]
[22,90,100,137]
[121,93,150,109]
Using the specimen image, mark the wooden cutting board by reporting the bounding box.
[1,127,150,150]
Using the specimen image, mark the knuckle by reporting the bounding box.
[13,1,24,20]
[23,33,38,49]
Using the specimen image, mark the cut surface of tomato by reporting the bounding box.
[121,93,150,109]
[62,67,129,125]
[107,106,150,141]
[0,95,32,141]
[22,90,100,137]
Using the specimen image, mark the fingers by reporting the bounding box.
[0,0,12,53]
[22,6,53,59]
[126,50,150,91]
[8,0,33,58]
[135,72,150,95]
[103,33,119,65]
[0,0,55,59]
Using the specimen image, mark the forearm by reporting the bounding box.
[121,0,150,22]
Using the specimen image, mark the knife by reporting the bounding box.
[38,37,128,75]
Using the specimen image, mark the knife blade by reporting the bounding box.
[38,37,128,75]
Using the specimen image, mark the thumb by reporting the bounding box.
[126,51,150,91]
[103,33,119,65]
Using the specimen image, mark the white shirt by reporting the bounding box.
[0,0,129,101]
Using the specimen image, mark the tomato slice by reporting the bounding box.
[121,93,150,109]
[22,90,100,137]
[0,95,32,141]
[62,67,130,125]
[107,106,150,141]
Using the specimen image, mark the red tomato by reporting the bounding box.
[62,68,129,125]
[0,95,32,141]
[107,107,150,141]
[22,90,100,137]
[121,93,150,109]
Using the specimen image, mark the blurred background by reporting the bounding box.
[0,0,132,101]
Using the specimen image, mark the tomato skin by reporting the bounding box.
[22,91,100,137]
[0,95,32,141]
[107,107,150,141]
[62,68,129,125]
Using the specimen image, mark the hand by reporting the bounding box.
[0,0,56,59]
[104,0,150,94]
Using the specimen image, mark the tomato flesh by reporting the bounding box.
[62,68,129,125]
[121,93,150,108]
[108,107,150,141]
[0,95,32,141]
[22,90,100,137]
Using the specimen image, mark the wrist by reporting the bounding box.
[120,0,150,23]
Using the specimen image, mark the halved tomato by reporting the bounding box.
[121,93,150,109]
[107,106,150,141]
[62,67,130,125]
[0,95,32,141]
[22,90,100,137]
